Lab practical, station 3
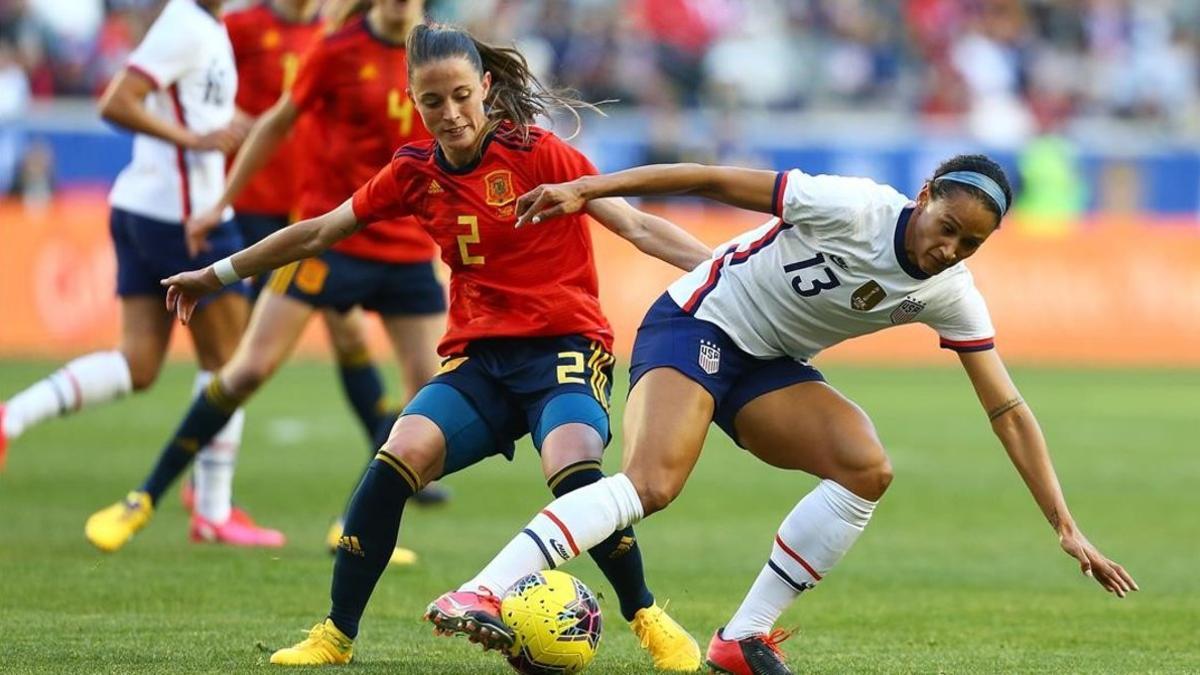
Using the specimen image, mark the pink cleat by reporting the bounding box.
[0,404,8,472]
[424,589,514,653]
[228,505,262,529]
[182,481,259,530]
[180,481,195,512]
[189,511,286,548]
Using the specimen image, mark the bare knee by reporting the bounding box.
[627,473,682,517]
[834,452,893,502]
[330,330,370,364]
[128,368,158,392]
[541,424,604,482]
[864,457,894,500]
[640,486,677,516]
[120,352,160,392]
[401,365,436,401]
[221,357,278,399]
[379,416,446,486]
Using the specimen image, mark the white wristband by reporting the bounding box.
[211,257,241,286]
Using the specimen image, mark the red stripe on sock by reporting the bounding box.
[775,534,822,581]
[540,509,580,557]
[63,369,84,412]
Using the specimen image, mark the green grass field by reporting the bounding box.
[0,360,1196,673]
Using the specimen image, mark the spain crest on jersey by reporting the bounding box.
[484,170,516,207]
[889,297,926,324]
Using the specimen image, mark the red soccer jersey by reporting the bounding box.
[352,124,612,356]
[290,16,435,263]
[224,4,320,216]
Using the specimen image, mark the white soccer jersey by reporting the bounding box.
[666,169,996,361]
[108,0,236,223]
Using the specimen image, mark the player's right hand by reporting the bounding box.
[1058,527,1139,598]
[185,207,224,258]
[515,181,587,228]
[161,268,222,325]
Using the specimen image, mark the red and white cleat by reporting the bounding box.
[705,627,795,675]
[424,589,514,654]
[189,511,286,548]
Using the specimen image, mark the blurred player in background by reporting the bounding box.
[198,0,452,529]
[222,0,320,260]
[80,0,449,558]
[439,157,1140,675]
[0,0,286,547]
[159,22,714,670]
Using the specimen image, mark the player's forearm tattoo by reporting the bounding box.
[987,396,1025,421]
[1048,507,1061,530]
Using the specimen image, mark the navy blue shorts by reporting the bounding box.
[263,249,446,316]
[110,207,244,303]
[629,293,825,447]
[403,335,615,478]
[235,212,288,298]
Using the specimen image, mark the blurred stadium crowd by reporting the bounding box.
[4,0,1199,129]
[4,0,1200,214]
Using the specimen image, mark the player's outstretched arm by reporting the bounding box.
[584,197,712,271]
[162,199,361,324]
[515,164,779,227]
[958,348,1139,597]
[185,94,301,257]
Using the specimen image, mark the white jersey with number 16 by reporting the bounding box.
[666,169,996,362]
[108,0,237,224]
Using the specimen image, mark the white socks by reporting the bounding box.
[191,372,243,524]
[723,479,877,640]
[462,473,644,595]
[2,351,132,440]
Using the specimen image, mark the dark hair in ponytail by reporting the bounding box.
[406,23,601,148]
[928,154,1014,224]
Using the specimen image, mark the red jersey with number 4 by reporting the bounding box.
[352,124,611,355]
[291,16,435,263]
[224,4,319,217]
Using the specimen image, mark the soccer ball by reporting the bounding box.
[501,570,603,674]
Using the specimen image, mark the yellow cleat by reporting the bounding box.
[326,518,418,566]
[269,619,353,666]
[630,603,702,672]
[85,491,154,553]
[389,546,418,565]
[324,520,342,551]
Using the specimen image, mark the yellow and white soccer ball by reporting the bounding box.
[501,570,603,674]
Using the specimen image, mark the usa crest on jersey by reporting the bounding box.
[889,297,926,324]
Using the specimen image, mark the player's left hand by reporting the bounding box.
[185,206,224,258]
[515,181,586,228]
[160,268,222,325]
[1059,527,1139,598]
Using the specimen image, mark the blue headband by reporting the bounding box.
[934,171,1008,216]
